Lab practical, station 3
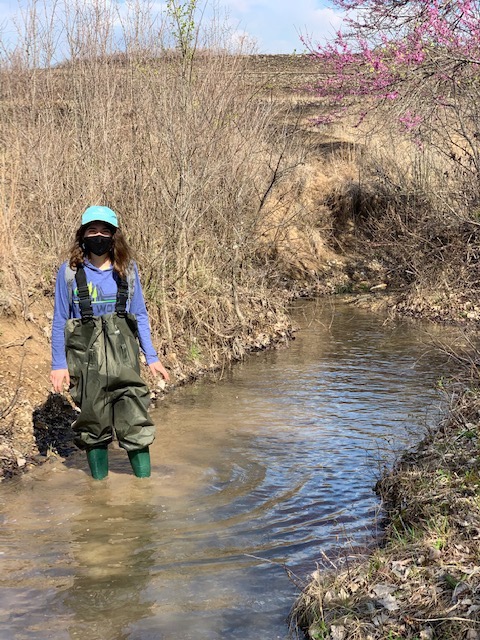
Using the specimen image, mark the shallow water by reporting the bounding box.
[0,299,453,639]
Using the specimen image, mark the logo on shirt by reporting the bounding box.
[73,281,117,315]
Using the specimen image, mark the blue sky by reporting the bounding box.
[0,0,346,55]
[208,0,345,53]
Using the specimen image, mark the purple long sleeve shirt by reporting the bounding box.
[51,260,159,370]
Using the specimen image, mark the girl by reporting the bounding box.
[50,205,169,479]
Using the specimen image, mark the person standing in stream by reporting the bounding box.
[50,205,170,480]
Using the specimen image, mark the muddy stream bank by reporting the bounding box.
[0,299,456,640]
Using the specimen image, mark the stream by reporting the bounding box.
[0,299,453,640]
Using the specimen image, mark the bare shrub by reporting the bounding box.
[314,114,480,315]
[0,0,305,367]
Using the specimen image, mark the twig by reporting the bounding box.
[0,350,27,420]
[410,616,480,624]
[320,549,339,571]
[244,554,305,588]
[244,553,287,567]
[0,335,31,349]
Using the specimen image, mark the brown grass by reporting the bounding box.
[0,4,334,375]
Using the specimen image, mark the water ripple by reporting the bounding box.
[0,300,456,640]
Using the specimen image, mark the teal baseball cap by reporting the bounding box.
[81,206,119,228]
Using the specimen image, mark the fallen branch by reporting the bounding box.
[0,350,26,420]
[0,335,31,349]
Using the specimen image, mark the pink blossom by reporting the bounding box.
[398,111,423,131]
[307,0,480,137]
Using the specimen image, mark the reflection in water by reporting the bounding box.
[63,484,156,640]
[0,300,456,639]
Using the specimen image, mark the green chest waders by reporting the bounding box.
[65,265,154,478]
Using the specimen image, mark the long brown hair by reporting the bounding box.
[69,225,133,279]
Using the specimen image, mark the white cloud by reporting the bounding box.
[228,28,258,52]
[206,0,346,53]
[300,5,345,47]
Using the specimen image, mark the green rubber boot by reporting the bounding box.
[86,446,109,480]
[128,447,151,478]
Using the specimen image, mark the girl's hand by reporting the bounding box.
[148,361,170,382]
[50,369,70,393]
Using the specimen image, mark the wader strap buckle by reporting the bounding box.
[75,264,94,323]
[115,277,128,318]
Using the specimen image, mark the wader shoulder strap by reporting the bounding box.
[115,261,135,316]
[75,264,94,323]
[115,276,128,317]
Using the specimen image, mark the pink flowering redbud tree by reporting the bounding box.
[307,0,480,208]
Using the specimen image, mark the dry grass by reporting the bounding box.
[297,107,480,321]
[0,5,334,373]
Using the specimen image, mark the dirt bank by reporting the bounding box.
[0,304,55,479]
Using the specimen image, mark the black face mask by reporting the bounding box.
[83,235,113,257]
